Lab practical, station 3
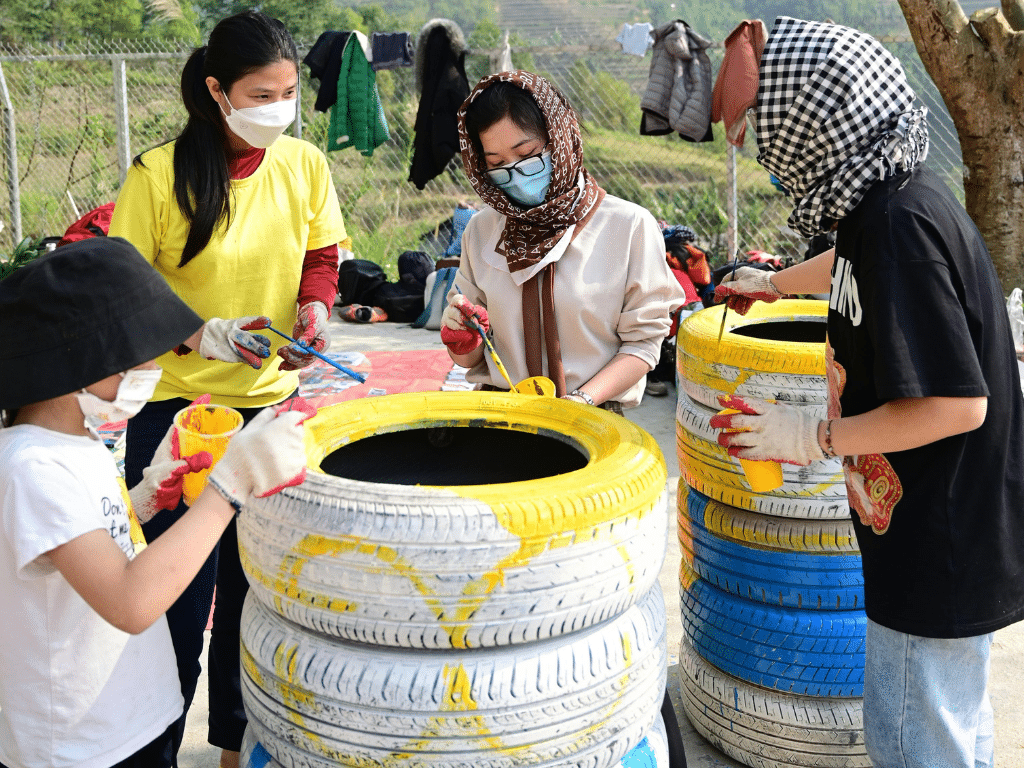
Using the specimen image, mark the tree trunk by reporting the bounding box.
[898,0,1024,291]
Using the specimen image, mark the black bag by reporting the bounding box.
[337,259,387,306]
[370,281,425,322]
[398,250,435,289]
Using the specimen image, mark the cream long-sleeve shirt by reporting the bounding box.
[449,194,687,408]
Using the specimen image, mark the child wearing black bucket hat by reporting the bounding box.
[0,237,314,768]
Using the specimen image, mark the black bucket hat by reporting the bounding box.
[0,237,204,410]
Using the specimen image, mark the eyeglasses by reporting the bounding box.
[484,151,548,185]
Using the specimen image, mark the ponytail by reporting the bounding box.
[172,45,232,267]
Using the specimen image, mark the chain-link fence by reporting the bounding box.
[1,32,963,274]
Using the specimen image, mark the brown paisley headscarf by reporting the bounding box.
[456,71,606,395]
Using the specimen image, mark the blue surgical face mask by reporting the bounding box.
[495,152,552,207]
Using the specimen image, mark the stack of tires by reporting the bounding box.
[234,391,673,768]
[674,300,870,768]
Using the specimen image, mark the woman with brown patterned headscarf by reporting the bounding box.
[440,71,685,410]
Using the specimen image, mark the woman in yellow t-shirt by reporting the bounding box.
[108,10,345,766]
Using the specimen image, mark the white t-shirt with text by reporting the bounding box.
[0,425,182,768]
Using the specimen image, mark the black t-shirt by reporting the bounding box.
[829,166,1024,638]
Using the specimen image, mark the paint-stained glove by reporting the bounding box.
[206,397,317,511]
[278,301,330,371]
[440,294,489,356]
[709,394,826,466]
[128,414,213,523]
[713,267,782,315]
[199,316,272,369]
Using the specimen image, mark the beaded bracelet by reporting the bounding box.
[570,389,595,406]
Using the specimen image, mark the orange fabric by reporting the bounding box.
[711,20,767,148]
[684,244,712,285]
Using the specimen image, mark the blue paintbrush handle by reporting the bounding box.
[267,325,366,383]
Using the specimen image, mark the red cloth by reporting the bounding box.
[57,202,116,247]
[711,20,767,148]
[299,349,457,409]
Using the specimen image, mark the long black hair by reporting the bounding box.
[153,11,297,267]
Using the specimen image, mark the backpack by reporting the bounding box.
[397,250,435,288]
[337,259,388,307]
[411,266,458,330]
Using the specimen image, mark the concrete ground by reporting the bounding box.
[179,317,1024,767]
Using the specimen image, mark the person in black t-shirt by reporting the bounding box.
[711,17,1024,768]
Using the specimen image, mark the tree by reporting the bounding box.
[897,0,1024,291]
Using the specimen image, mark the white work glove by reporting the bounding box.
[440,294,489,356]
[128,421,213,523]
[206,397,317,511]
[278,301,331,371]
[709,395,827,466]
[713,267,782,315]
[199,316,272,369]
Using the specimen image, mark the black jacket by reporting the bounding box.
[409,19,470,190]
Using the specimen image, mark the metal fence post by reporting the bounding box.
[726,144,737,259]
[0,61,21,245]
[112,55,131,185]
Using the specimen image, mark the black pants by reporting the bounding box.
[0,720,180,768]
[125,397,274,752]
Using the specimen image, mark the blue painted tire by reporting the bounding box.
[680,486,864,610]
[680,569,865,697]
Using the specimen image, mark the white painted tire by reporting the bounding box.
[240,712,671,768]
[677,637,869,768]
[240,587,668,768]
[238,391,669,649]
[676,299,829,415]
[676,391,848,519]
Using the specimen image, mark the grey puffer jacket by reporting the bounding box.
[640,20,714,141]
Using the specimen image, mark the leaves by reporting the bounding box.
[0,236,47,281]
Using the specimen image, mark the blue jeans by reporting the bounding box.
[864,619,994,768]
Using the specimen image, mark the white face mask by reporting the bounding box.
[220,92,296,148]
[77,368,162,436]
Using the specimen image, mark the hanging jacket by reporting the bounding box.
[640,20,714,142]
[304,30,352,112]
[409,18,470,190]
[711,19,767,148]
[328,32,390,156]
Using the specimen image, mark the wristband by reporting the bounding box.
[207,475,243,515]
[570,389,595,406]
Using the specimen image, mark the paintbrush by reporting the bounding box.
[266,325,367,383]
[465,317,518,392]
[717,254,740,346]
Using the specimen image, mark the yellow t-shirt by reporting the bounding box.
[109,137,346,407]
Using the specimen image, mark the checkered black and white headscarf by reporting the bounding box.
[756,17,930,237]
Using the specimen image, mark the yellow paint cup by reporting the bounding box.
[717,407,784,493]
[174,404,243,506]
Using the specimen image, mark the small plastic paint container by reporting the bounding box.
[717,408,785,492]
[174,403,243,505]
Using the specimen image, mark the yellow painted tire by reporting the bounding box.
[238,391,668,649]
[676,299,829,415]
[240,587,667,768]
[676,391,848,519]
[677,483,859,553]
